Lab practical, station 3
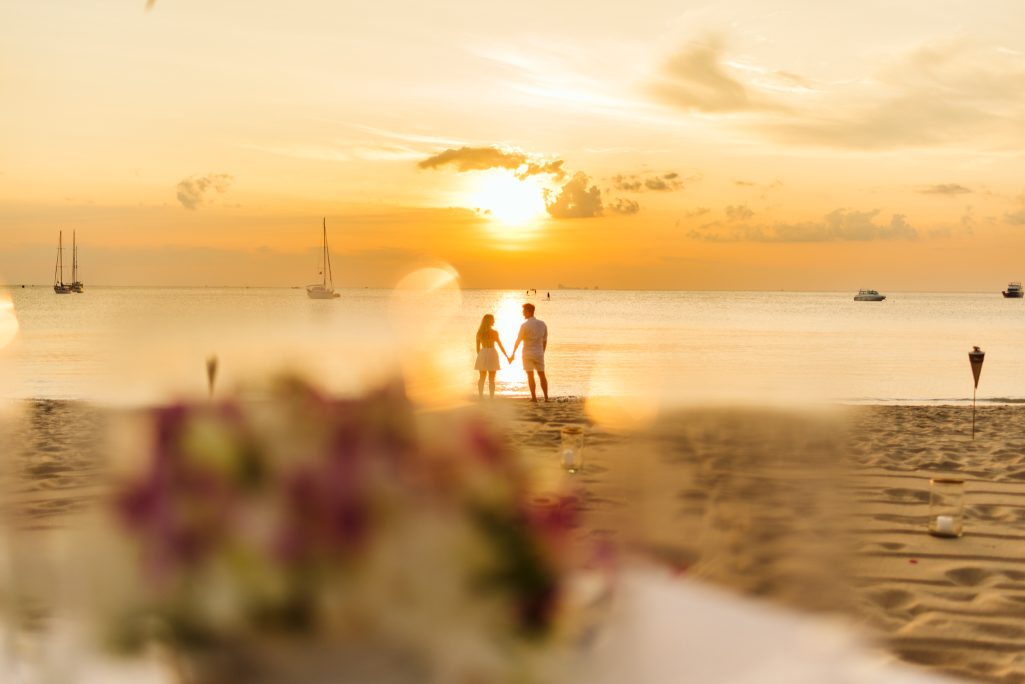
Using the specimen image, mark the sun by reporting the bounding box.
[467,170,548,226]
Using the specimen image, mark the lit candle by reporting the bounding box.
[935,515,956,535]
[563,449,575,468]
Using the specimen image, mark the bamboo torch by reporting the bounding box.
[968,346,985,439]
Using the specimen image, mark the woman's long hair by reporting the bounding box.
[476,314,495,342]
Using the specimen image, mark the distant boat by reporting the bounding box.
[70,230,84,293]
[306,217,340,299]
[854,289,885,301]
[53,230,72,294]
[1002,282,1023,298]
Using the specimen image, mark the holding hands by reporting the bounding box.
[506,353,514,363]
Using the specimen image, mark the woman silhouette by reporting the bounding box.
[474,314,508,398]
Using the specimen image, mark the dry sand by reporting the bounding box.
[4,398,1025,682]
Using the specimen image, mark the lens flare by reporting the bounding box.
[0,293,19,353]
[389,265,466,407]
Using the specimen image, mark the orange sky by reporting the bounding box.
[4,0,1025,290]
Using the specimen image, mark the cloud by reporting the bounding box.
[417,146,564,180]
[651,35,1025,151]
[545,172,603,219]
[644,176,681,191]
[611,175,642,192]
[651,37,772,113]
[764,95,986,150]
[758,39,1025,150]
[725,204,754,222]
[685,207,710,218]
[921,183,971,196]
[176,173,233,210]
[418,146,525,172]
[608,198,640,215]
[519,159,566,180]
[689,208,918,242]
[1003,187,1025,224]
[1004,210,1025,225]
[611,172,684,193]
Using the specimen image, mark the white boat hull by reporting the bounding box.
[306,285,339,299]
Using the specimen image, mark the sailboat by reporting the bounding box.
[53,230,72,294]
[306,217,340,299]
[70,230,84,293]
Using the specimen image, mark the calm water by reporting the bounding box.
[2,286,1024,406]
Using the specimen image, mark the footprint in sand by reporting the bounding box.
[882,487,930,503]
[970,621,1025,639]
[945,567,996,587]
[867,588,916,610]
[879,541,906,551]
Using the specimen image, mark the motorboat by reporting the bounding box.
[853,289,886,301]
[1002,282,1023,298]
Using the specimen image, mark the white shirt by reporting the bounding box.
[517,317,548,358]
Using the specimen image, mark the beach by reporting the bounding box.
[4,398,1025,682]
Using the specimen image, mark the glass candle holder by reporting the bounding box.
[928,478,964,538]
[560,426,585,474]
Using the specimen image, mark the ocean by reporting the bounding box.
[2,285,1024,406]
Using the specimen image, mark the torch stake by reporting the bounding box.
[972,387,977,440]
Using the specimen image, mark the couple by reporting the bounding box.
[474,303,549,402]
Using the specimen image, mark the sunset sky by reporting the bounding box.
[4,0,1025,290]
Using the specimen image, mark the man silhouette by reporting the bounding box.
[509,303,548,402]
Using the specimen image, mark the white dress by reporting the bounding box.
[474,332,501,371]
[475,347,500,371]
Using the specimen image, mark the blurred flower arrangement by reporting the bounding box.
[104,377,581,683]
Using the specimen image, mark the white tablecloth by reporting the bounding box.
[1,566,951,684]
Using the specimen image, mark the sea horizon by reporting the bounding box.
[2,286,1022,407]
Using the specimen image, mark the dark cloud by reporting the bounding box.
[608,198,640,215]
[689,209,917,242]
[644,177,679,191]
[519,159,566,181]
[176,173,233,210]
[725,204,754,222]
[651,38,768,113]
[545,172,603,219]
[611,172,683,193]
[418,146,526,172]
[417,146,564,179]
[921,183,971,196]
[611,175,642,192]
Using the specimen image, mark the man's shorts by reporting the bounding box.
[522,355,545,372]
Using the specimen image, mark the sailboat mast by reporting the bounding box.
[322,218,328,287]
[58,230,64,284]
[72,230,77,283]
[54,231,61,285]
[324,218,334,286]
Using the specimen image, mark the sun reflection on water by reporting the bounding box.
[0,292,19,353]
[492,293,528,391]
